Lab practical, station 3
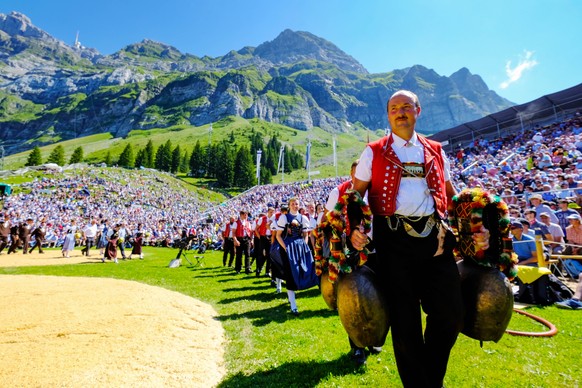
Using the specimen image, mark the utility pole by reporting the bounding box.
[207,123,212,176]
[306,138,311,182]
[256,149,262,186]
[277,145,285,183]
[333,135,338,178]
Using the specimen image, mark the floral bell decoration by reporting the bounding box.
[449,187,518,344]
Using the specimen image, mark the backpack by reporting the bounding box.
[515,274,574,305]
[562,259,582,280]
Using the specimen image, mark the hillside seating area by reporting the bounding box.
[0,112,581,262]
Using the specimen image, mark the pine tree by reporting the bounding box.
[118,143,135,168]
[189,140,205,177]
[170,144,181,173]
[155,140,172,171]
[104,151,112,166]
[46,145,65,166]
[215,142,234,188]
[265,147,277,175]
[145,140,155,168]
[134,148,146,168]
[291,149,303,170]
[179,150,189,173]
[25,146,42,167]
[207,143,217,178]
[250,132,263,156]
[260,167,272,185]
[233,145,256,189]
[283,145,293,173]
[69,146,84,164]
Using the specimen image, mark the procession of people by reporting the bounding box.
[1,89,581,387]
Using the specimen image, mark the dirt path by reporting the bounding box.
[0,250,226,387]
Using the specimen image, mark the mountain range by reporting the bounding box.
[0,11,514,155]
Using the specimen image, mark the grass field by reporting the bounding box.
[1,247,580,387]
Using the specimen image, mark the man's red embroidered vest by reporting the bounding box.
[337,179,352,199]
[257,216,268,236]
[236,219,251,238]
[367,134,448,218]
[223,223,231,238]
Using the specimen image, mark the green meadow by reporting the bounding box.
[1,247,579,387]
[3,117,384,183]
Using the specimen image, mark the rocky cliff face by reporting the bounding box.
[0,11,514,154]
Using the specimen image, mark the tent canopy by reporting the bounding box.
[0,183,11,196]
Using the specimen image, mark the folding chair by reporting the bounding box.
[547,256,567,278]
[192,255,205,267]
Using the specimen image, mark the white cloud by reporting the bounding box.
[500,50,538,89]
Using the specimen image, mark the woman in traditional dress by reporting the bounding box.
[128,228,143,260]
[61,219,77,258]
[274,197,319,315]
[103,224,120,263]
[96,220,109,258]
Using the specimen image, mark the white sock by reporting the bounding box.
[287,290,297,311]
[276,278,282,292]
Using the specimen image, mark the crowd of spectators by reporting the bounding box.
[1,112,581,256]
[449,115,582,218]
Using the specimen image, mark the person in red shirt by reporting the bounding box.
[233,210,253,274]
[221,215,237,267]
[255,208,274,277]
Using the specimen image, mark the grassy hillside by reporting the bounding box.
[3,117,384,181]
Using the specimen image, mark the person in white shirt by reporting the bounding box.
[350,90,462,380]
[81,219,98,257]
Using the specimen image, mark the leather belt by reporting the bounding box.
[386,213,438,238]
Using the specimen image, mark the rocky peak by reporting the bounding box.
[0,11,100,64]
[450,67,489,93]
[0,11,50,40]
[254,29,368,74]
[120,39,185,60]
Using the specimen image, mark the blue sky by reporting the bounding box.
[2,0,581,104]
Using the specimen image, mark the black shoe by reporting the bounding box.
[289,308,299,316]
[351,348,367,366]
[368,346,383,354]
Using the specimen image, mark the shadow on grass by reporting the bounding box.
[222,283,273,293]
[217,285,321,305]
[217,302,337,326]
[217,356,366,388]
